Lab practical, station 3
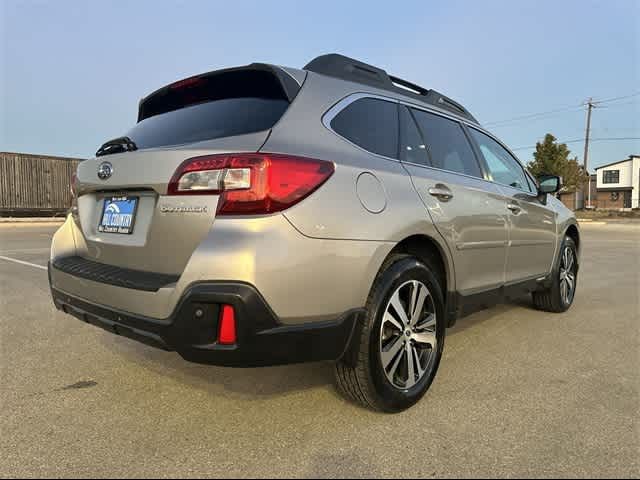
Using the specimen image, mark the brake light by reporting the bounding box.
[168,75,205,90]
[168,153,334,215]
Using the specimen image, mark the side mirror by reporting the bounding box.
[537,175,561,195]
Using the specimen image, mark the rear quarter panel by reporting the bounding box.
[262,72,456,291]
[549,195,581,261]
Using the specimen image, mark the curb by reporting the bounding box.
[577,218,640,224]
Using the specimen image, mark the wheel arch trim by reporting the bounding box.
[368,233,456,327]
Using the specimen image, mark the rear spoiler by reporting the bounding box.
[137,64,303,122]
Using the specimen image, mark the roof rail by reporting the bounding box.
[303,53,478,123]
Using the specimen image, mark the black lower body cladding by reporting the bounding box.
[49,264,361,367]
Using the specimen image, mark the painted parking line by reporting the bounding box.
[0,248,51,254]
[0,255,48,271]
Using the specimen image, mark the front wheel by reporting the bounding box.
[335,255,446,413]
[532,236,578,313]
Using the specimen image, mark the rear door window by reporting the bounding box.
[399,106,430,166]
[411,109,482,178]
[330,98,399,158]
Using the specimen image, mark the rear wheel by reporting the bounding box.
[335,255,445,412]
[532,236,578,313]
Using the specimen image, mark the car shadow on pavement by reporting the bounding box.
[445,295,534,336]
[99,297,536,404]
[101,333,338,400]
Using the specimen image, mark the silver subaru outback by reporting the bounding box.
[49,54,580,412]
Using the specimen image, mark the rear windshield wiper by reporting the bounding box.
[96,136,138,157]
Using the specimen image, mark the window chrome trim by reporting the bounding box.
[322,92,399,135]
[321,93,402,164]
[525,170,540,192]
[402,160,499,185]
[321,91,537,192]
[322,93,492,185]
[323,91,480,134]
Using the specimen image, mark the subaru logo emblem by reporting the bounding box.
[97,162,113,180]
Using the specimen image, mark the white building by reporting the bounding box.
[594,155,640,209]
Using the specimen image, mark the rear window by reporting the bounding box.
[330,98,399,158]
[126,98,288,149]
[126,69,290,149]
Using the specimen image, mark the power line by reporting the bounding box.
[582,94,639,208]
[484,105,583,127]
[511,137,640,151]
[583,136,640,141]
[483,92,640,127]
[593,92,640,105]
[590,126,640,133]
[511,138,583,151]
[593,100,640,111]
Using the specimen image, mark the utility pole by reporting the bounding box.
[583,98,595,208]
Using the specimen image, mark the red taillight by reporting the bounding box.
[168,153,334,215]
[218,305,237,345]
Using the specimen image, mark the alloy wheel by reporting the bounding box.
[559,246,576,305]
[379,280,438,390]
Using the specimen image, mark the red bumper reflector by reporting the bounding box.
[218,305,237,345]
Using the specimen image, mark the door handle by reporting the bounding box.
[428,185,454,202]
[507,203,521,214]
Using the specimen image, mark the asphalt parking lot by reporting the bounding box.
[1,222,638,478]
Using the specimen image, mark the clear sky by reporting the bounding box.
[2,0,638,170]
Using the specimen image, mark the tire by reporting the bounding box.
[335,254,446,413]
[532,236,578,313]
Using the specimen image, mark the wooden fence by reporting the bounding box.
[0,152,83,216]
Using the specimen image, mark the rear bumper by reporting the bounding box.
[49,264,361,367]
